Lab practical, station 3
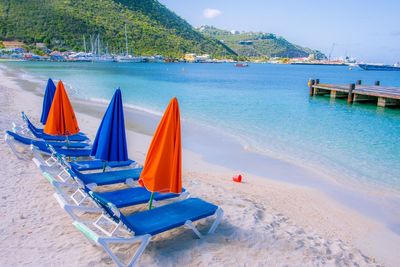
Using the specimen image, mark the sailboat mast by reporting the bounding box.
[90,34,93,54]
[131,22,134,57]
[125,23,129,56]
[83,35,86,53]
[97,34,100,57]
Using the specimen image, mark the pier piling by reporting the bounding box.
[375,81,381,86]
[309,79,315,96]
[378,97,400,107]
[347,83,355,104]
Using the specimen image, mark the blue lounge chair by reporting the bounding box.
[19,112,90,142]
[91,187,187,209]
[67,167,142,188]
[6,130,89,148]
[69,159,135,172]
[21,112,87,136]
[52,171,189,222]
[5,130,92,160]
[44,160,142,205]
[32,156,189,225]
[30,142,136,172]
[73,197,223,267]
[31,145,141,193]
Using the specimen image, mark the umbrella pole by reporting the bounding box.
[66,135,70,161]
[148,192,155,210]
[102,161,106,173]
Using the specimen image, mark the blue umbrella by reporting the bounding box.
[40,78,56,124]
[91,89,128,168]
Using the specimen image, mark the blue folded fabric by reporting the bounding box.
[53,147,92,157]
[92,187,186,208]
[119,198,218,236]
[6,130,88,148]
[70,168,142,186]
[69,159,134,171]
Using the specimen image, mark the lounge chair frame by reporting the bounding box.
[73,206,223,267]
[4,131,33,160]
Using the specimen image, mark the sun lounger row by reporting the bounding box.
[6,121,223,267]
[5,81,224,266]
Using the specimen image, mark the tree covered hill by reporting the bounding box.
[199,26,325,59]
[0,0,236,57]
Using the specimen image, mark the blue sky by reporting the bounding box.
[159,0,400,63]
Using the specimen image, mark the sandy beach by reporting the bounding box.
[1,64,400,266]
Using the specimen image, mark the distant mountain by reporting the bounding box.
[199,26,326,59]
[0,0,236,57]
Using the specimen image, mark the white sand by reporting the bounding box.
[0,64,399,266]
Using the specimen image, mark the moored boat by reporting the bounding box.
[235,63,249,67]
[116,55,144,63]
[358,63,400,71]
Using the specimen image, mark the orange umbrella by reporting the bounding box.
[44,80,80,136]
[139,97,182,208]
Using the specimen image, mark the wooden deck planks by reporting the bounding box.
[314,84,400,95]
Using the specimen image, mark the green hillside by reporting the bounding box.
[199,26,325,59]
[0,0,236,57]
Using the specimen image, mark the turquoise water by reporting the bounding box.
[4,62,400,192]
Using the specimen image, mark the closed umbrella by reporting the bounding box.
[90,88,128,171]
[40,78,56,124]
[139,97,182,209]
[44,80,80,144]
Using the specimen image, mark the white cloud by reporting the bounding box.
[203,8,222,19]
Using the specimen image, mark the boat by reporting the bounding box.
[358,63,400,71]
[235,63,249,67]
[94,55,115,62]
[291,62,347,66]
[116,23,143,63]
[116,55,143,63]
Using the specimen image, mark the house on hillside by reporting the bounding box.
[195,54,210,62]
[2,41,25,49]
[35,43,46,48]
[184,53,197,62]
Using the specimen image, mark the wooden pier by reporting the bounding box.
[308,79,400,107]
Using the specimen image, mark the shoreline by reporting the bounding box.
[3,62,400,193]
[1,63,400,266]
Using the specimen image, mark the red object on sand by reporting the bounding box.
[232,174,242,183]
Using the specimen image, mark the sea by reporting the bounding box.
[3,61,400,230]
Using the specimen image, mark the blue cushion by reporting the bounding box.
[6,130,31,145]
[48,142,89,149]
[7,130,88,149]
[92,187,185,208]
[121,198,218,236]
[73,168,142,186]
[33,131,89,142]
[55,147,92,157]
[70,159,134,171]
[25,115,88,140]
